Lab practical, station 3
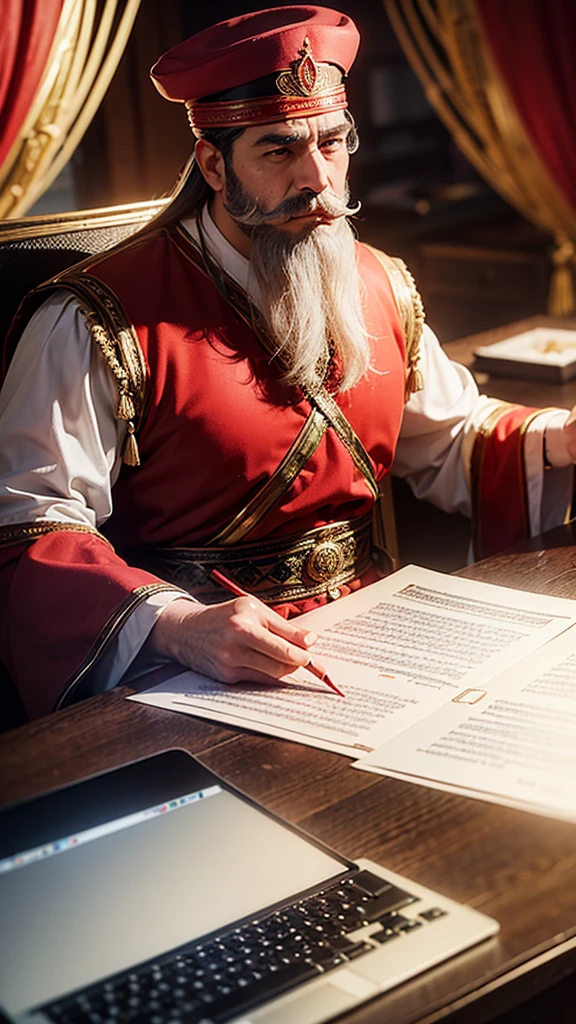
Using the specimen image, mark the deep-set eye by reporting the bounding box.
[320,137,345,152]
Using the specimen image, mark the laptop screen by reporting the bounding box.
[0,750,349,1016]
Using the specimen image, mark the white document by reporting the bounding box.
[355,626,576,822]
[130,565,576,757]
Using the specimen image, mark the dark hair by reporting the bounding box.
[150,126,245,229]
[150,111,359,230]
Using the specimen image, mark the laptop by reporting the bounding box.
[0,749,498,1024]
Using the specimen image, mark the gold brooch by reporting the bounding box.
[276,37,342,98]
[305,539,346,583]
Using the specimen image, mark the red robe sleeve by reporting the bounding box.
[0,528,176,720]
[470,404,551,559]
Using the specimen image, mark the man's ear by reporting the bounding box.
[195,138,226,193]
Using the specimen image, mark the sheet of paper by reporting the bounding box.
[355,626,576,822]
[130,671,376,756]
[130,565,576,755]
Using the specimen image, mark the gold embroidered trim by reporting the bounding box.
[364,244,426,401]
[186,40,345,134]
[276,38,344,97]
[0,520,114,550]
[301,383,379,499]
[54,582,183,711]
[187,89,348,132]
[212,407,328,545]
[139,515,374,605]
[517,406,561,523]
[36,271,148,467]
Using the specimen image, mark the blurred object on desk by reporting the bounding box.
[474,326,576,384]
[445,315,576,410]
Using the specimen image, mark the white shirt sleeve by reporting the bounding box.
[394,323,574,535]
[393,323,477,517]
[0,291,123,527]
[0,291,193,692]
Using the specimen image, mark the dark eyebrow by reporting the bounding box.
[252,131,304,147]
[252,122,349,148]
[318,122,349,141]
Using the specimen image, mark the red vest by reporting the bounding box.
[86,228,407,551]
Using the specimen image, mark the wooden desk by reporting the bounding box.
[2,538,576,1023]
[445,314,576,411]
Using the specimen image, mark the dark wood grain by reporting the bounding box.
[3,540,576,1023]
[458,524,576,600]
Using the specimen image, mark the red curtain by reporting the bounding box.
[0,0,65,171]
[476,0,576,212]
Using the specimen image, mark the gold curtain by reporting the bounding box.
[0,0,141,219]
[383,0,576,315]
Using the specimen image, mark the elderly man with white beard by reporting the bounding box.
[1,5,576,720]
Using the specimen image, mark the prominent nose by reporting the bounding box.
[293,145,330,194]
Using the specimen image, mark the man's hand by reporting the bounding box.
[149,596,319,685]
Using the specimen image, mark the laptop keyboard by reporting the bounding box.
[42,870,447,1024]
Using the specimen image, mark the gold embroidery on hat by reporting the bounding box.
[276,37,342,98]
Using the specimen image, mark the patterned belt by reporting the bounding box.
[127,514,376,605]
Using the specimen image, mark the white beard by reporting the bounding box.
[247,215,371,392]
[221,167,371,392]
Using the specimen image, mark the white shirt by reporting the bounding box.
[0,207,572,692]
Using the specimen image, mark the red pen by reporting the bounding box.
[210,568,345,697]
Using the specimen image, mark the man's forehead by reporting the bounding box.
[246,111,349,145]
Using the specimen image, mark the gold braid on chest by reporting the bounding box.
[362,244,426,402]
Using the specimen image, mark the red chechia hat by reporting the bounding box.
[150,5,360,134]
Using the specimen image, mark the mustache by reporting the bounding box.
[224,185,361,228]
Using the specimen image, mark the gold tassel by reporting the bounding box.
[117,390,136,421]
[122,423,140,467]
[548,236,576,316]
[412,366,424,392]
[404,363,424,401]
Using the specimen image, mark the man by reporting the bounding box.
[1,5,575,720]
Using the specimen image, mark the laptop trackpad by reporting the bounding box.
[247,970,378,1023]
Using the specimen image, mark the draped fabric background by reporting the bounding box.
[0,0,64,172]
[0,0,141,218]
[384,0,576,314]
[477,0,576,315]
[477,0,576,213]
[82,1,191,209]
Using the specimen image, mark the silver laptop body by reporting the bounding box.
[0,750,498,1024]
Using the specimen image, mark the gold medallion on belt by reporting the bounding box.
[138,514,375,605]
[305,538,346,583]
